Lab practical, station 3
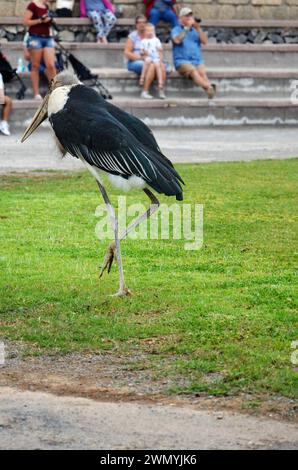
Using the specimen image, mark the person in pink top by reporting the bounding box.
[80,0,116,44]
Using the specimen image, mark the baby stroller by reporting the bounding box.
[55,40,112,100]
[0,49,27,100]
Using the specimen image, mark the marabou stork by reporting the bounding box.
[21,71,184,296]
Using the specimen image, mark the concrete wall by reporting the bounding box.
[1,0,298,20]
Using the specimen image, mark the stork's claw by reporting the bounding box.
[99,241,116,278]
[111,287,132,297]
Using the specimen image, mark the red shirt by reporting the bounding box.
[27,2,51,36]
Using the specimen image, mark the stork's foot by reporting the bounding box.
[99,241,116,278]
[111,287,132,297]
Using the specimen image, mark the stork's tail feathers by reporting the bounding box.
[147,153,184,201]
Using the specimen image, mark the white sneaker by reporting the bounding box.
[0,121,10,136]
[158,89,166,100]
[140,91,153,99]
[34,94,42,100]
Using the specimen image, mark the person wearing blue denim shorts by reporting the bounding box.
[24,1,57,99]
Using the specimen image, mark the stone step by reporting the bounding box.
[2,42,298,69]
[10,97,298,128]
[5,68,297,99]
[2,17,298,27]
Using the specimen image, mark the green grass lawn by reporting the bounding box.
[0,159,297,398]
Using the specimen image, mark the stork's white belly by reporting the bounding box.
[108,174,146,191]
[79,157,146,192]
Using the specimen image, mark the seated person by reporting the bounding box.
[171,7,216,99]
[55,0,75,17]
[124,15,167,99]
[0,73,12,136]
[80,0,117,44]
[139,23,166,99]
[144,0,178,29]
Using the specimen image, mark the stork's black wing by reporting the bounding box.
[105,100,161,154]
[50,85,183,200]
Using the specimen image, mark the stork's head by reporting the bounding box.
[21,71,80,142]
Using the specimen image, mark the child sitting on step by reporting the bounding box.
[139,23,166,99]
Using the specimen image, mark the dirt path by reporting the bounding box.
[1,386,297,450]
[0,347,297,449]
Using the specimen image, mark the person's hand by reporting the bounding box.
[188,16,196,27]
[193,20,201,31]
[40,14,51,23]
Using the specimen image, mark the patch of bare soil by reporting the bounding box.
[1,341,297,423]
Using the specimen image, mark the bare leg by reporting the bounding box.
[43,47,57,82]
[100,188,160,277]
[196,64,216,98]
[29,48,43,97]
[140,58,151,86]
[189,69,210,91]
[161,62,166,85]
[155,62,163,89]
[143,62,156,92]
[2,96,12,121]
[197,64,211,87]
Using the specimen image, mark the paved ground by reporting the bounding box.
[0,387,297,450]
[0,125,298,173]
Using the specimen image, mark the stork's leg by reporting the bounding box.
[100,188,160,277]
[95,181,130,297]
[78,158,129,295]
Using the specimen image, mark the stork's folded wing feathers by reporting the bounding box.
[105,100,162,155]
[50,97,183,199]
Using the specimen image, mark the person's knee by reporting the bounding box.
[46,64,56,73]
[148,62,156,73]
[149,8,160,25]
[109,14,117,25]
[189,70,198,81]
[163,9,178,27]
[4,95,12,106]
[31,62,40,72]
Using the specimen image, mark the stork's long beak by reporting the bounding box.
[21,91,50,142]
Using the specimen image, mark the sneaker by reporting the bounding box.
[158,89,166,100]
[34,94,42,100]
[140,91,153,99]
[0,120,10,136]
[207,84,217,100]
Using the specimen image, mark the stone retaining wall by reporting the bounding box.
[1,22,298,44]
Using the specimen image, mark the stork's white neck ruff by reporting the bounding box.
[48,85,76,117]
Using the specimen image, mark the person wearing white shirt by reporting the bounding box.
[139,23,166,99]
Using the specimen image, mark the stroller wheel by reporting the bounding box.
[16,90,25,100]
